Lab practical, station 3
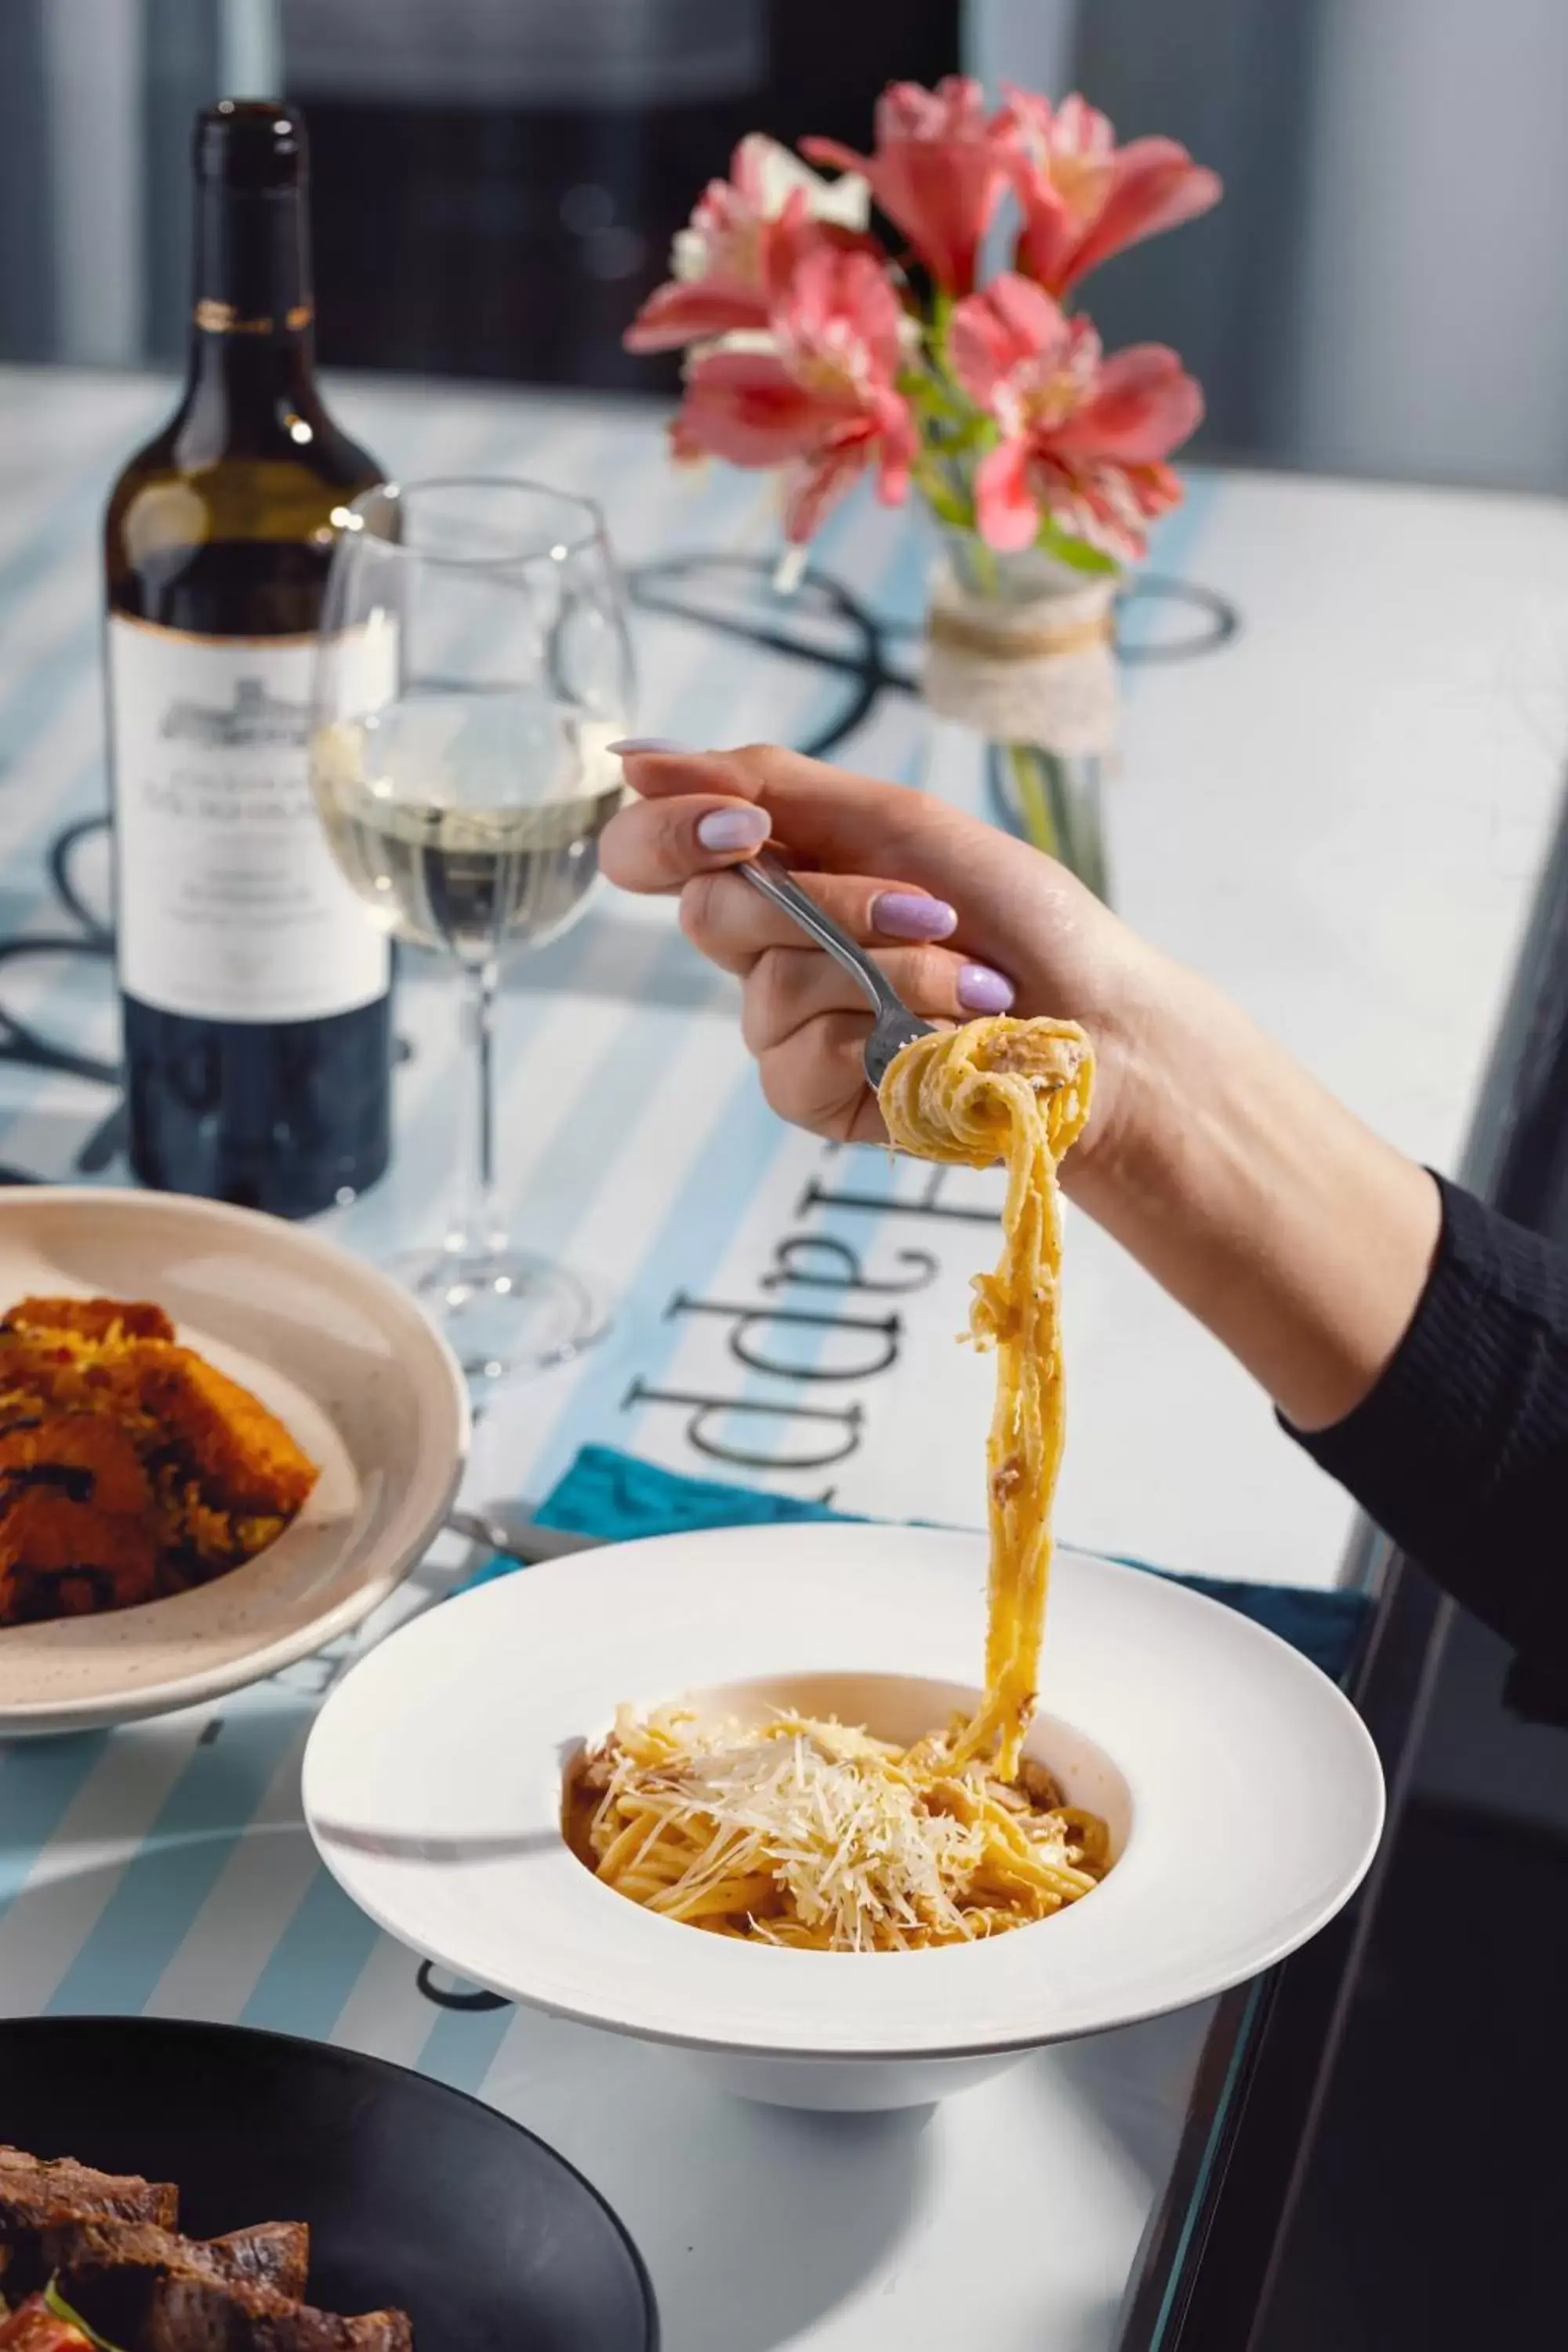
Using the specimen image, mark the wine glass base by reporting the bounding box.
[390,1246,604,1383]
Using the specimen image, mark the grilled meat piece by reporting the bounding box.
[33,2220,310,2334]
[199,2232,309,2299]
[43,2219,307,2296]
[0,2153,408,2352]
[0,2146,178,2234]
[143,2276,412,2352]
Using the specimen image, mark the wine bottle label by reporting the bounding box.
[108,616,394,1023]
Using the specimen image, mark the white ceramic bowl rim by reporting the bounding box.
[302,1524,1385,2061]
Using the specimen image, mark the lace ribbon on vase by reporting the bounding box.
[920,561,1118,757]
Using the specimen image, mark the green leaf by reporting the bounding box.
[1034,519,1120,576]
[44,2279,126,2352]
[917,477,972,531]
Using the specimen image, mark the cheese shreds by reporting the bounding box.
[567,1704,1108,1954]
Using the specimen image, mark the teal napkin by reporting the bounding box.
[459,1443,1371,1686]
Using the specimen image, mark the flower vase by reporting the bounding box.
[921,535,1118,901]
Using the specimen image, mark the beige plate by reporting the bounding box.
[0,1188,470,1734]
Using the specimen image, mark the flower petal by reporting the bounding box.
[871,146,1004,292]
[776,245,906,389]
[781,435,869,542]
[808,91,1008,296]
[623,278,773,353]
[974,438,1041,553]
[1061,140,1221,286]
[1008,174,1087,296]
[866,390,918,503]
[1049,344,1204,463]
[761,136,873,230]
[1052,93,1116,159]
[949,274,1072,409]
[877,75,991,144]
[673,349,833,466]
[800,136,873,179]
[1035,452,1185,562]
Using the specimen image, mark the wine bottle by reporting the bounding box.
[104,99,392,1217]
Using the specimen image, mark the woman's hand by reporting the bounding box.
[601,739,1442,1432]
[598,741,1163,1197]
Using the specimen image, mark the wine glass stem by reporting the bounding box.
[448,957,505,1258]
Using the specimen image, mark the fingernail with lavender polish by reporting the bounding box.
[871,891,958,942]
[956,962,1015,1014]
[608,735,694,756]
[696,805,771,852]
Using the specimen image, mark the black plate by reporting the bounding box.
[0,2016,656,2352]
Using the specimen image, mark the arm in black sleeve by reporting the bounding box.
[1287,1175,1568,1662]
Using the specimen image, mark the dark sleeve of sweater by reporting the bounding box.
[1287,1175,1568,1662]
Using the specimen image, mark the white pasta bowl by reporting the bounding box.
[302,1522,1385,2111]
[0,1187,469,1734]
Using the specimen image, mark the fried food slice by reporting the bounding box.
[133,1349,317,1519]
[0,1295,316,1630]
[0,1414,153,1515]
[0,1487,161,1620]
[2,1297,176,1344]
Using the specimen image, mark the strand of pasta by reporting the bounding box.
[878,1018,1093,1777]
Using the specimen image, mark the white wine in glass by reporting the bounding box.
[314,693,626,960]
[310,478,635,1381]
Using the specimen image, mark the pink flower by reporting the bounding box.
[804,77,1011,296]
[1000,90,1221,296]
[624,135,868,353]
[949,274,1203,560]
[670,248,916,543]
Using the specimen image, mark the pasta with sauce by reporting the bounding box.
[880,1015,1092,1777]
[566,1014,1102,1951]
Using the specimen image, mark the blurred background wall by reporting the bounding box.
[1062,0,1568,492]
[2,0,1566,492]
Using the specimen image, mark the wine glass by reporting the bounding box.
[310,477,634,1381]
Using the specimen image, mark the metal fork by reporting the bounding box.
[739,851,935,1086]
[445,1506,600,1565]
